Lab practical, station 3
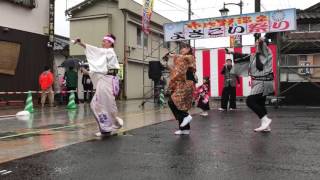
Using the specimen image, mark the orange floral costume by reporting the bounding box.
[169,55,196,111]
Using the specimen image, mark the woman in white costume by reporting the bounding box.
[74,34,123,136]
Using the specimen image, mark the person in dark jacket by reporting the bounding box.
[64,66,79,104]
[81,66,93,103]
[219,59,240,111]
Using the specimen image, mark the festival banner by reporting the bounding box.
[164,8,296,42]
[142,0,154,34]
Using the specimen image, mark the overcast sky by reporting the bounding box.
[55,0,319,48]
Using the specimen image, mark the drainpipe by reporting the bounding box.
[122,10,128,100]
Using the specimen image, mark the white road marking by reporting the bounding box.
[0,170,13,175]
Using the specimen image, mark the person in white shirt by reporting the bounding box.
[74,34,123,137]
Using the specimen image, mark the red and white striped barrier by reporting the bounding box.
[195,44,277,97]
[0,90,95,95]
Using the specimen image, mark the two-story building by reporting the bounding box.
[0,0,51,101]
[279,2,320,105]
[67,0,177,99]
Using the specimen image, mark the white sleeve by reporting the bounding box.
[105,49,115,62]
[105,49,120,69]
[84,44,106,63]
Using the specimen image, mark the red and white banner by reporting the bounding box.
[195,44,277,97]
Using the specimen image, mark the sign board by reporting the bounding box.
[0,41,21,75]
[230,35,242,48]
[49,0,55,47]
[118,63,124,80]
[164,8,296,41]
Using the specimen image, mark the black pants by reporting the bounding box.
[221,86,236,109]
[246,93,267,119]
[168,99,190,130]
[83,86,93,102]
[67,87,79,104]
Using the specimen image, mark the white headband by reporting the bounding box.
[103,36,115,44]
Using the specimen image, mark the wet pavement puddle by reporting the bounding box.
[33,124,66,129]
[294,122,320,130]
[0,123,87,141]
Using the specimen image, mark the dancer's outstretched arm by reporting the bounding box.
[225,48,250,63]
[73,38,86,49]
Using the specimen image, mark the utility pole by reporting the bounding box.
[187,0,191,45]
[255,0,261,12]
[254,0,261,41]
[187,0,191,20]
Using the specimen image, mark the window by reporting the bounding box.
[310,23,320,32]
[297,24,310,32]
[282,55,298,73]
[137,28,142,46]
[297,23,320,32]
[163,39,170,49]
[299,55,312,75]
[137,28,148,47]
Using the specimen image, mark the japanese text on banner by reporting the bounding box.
[164,8,296,42]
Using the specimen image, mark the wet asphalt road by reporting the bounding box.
[0,107,320,180]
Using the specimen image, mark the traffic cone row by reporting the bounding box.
[19,91,77,114]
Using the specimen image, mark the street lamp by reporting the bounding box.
[219,6,229,16]
[219,0,243,16]
[219,0,243,47]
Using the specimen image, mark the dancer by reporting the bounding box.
[219,59,240,111]
[168,43,196,135]
[226,35,274,132]
[195,77,210,116]
[74,34,123,136]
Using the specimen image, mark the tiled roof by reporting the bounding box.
[297,12,320,20]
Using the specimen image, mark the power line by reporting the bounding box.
[162,0,188,11]
[158,0,187,11]
[157,6,216,12]
[157,0,202,19]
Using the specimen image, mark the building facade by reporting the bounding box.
[67,0,177,99]
[279,2,320,105]
[0,0,51,101]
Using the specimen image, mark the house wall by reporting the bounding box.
[0,1,50,101]
[69,0,177,99]
[0,27,50,101]
[0,0,49,35]
[280,54,320,82]
[69,0,125,63]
